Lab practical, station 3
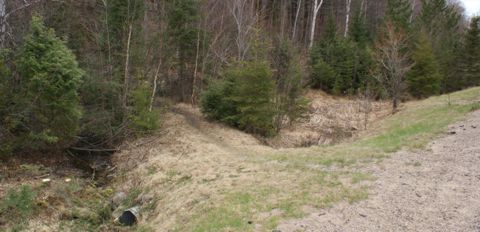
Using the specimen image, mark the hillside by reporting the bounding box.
[108,87,480,231]
[1,1,479,231]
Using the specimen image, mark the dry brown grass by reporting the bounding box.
[111,87,480,232]
[267,90,391,148]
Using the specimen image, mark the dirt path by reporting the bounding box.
[277,110,480,232]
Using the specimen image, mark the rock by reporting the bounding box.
[448,131,456,135]
[111,192,127,209]
[359,213,367,218]
[136,193,155,205]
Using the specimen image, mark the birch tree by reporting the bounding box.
[344,0,352,37]
[309,0,325,48]
[292,0,302,40]
[229,0,256,60]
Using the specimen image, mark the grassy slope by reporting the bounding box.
[2,88,478,232]
[178,87,480,232]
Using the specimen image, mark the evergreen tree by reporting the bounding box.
[461,17,480,88]
[349,3,375,93]
[13,16,84,151]
[349,2,370,48]
[311,39,356,95]
[167,0,200,102]
[130,82,160,132]
[311,16,373,95]
[201,61,277,136]
[386,0,412,31]
[418,0,463,92]
[0,57,12,154]
[272,40,308,129]
[107,0,144,57]
[407,32,442,98]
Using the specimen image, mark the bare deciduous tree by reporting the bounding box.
[374,21,412,112]
[229,0,256,60]
[0,0,45,48]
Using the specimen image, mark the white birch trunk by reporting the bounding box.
[309,0,324,49]
[292,0,302,40]
[0,0,6,47]
[123,24,133,108]
[344,0,352,37]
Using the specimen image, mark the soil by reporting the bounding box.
[277,110,480,232]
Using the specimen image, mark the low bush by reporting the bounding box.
[0,185,37,229]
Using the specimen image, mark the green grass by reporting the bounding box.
[175,87,480,231]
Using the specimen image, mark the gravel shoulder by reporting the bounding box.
[277,110,480,232]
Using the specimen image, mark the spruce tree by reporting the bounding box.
[349,3,375,92]
[418,0,463,92]
[349,2,370,48]
[407,32,442,98]
[167,0,200,102]
[15,16,84,150]
[386,0,412,31]
[201,61,277,136]
[461,17,480,88]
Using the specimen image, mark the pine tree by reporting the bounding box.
[272,40,308,130]
[407,32,442,98]
[167,0,200,102]
[348,2,375,92]
[349,2,370,48]
[461,17,480,88]
[418,0,463,92]
[311,15,372,95]
[14,16,84,151]
[201,61,277,136]
[386,0,412,31]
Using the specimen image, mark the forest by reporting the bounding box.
[1,0,480,231]
[0,0,478,154]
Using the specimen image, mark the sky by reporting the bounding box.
[461,0,480,16]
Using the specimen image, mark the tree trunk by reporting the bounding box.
[292,0,302,40]
[409,0,416,23]
[344,0,351,37]
[392,95,398,113]
[150,61,161,112]
[123,24,133,109]
[309,0,324,49]
[0,0,6,48]
[191,27,201,105]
